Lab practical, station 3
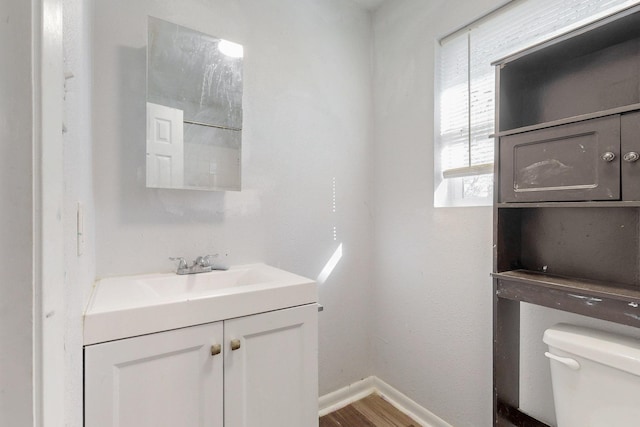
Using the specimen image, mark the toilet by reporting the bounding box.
[543,323,640,426]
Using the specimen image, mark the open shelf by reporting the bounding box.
[493,270,640,303]
[497,207,640,287]
[494,270,640,328]
[497,201,640,208]
[497,7,640,132]
[493,103,640,137]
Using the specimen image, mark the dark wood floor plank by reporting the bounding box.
[319,393,421,427]
[352,395,420,427]
[320,403,377,427]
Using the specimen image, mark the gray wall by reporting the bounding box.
[0,1,34,425]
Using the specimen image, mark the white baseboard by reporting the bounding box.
[318,376,376,417]
[319,376,453,427]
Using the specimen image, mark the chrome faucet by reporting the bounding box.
[170,254,228,275]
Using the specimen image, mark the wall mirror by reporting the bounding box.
[146,17,243,191]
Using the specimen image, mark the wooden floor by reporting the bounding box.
[319,394,421,427]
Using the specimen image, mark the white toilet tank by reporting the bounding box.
[543,323,640,427]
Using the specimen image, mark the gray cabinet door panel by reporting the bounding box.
[622,111,640,201]
[500,116,620,202]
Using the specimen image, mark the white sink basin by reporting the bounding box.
[84,264,317,345]
[135,265,289,297]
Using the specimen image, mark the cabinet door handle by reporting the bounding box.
[601,151,616,162]
[624,151,640,162]
[210,344,222,356]
[230,339,241,351]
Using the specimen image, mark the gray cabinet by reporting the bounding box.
[500,116,620,202]
[500,113,640,203]
[492,6,640,427]
[622,111,640,200]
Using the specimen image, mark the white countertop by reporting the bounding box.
[84,263,317,345]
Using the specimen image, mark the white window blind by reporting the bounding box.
[434,0,638,207]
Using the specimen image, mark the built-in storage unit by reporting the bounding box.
[492,5,640,426]
[85,304,318,427]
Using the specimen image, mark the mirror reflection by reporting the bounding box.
[146,17,243,191]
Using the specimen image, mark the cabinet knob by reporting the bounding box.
[601,151,616,162]
[210,344,222,356]
[624,151,640,162]
[230,339,241,351]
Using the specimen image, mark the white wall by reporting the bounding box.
[371,2,501,423]
[88,0,374,403]
[371,1,640,426]
[56,2,640,426]
[63,0,95,425]
[0,1,34,425]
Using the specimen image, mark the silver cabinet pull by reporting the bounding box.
[230,339,241,351]
[210,344,221,356]
[624,151,640,162]
[544,352,580,370]
[601,151,616,162]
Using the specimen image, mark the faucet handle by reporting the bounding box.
[169,257,188,270]
[200,254,219,266]
[204,253,229,271]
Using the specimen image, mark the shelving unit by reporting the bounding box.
[492,5,640,426]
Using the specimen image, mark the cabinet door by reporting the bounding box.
[85,322,223,427]
[622,111,640,200]
[224,304,318,427]
[500,116,620,202]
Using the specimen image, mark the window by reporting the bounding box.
[434,0,638,207]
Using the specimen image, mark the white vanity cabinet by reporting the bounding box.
[224,304,318,427]
[84,304,318,427]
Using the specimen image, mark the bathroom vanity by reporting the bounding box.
[83,264,318,427]
[492,5,640,426]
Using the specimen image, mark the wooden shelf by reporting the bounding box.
[493,270,640,301]
[493,270,640,327]
[497,201,640,208]
[496,6,640,132]
[493,103,640,138]
[493,4,640,67]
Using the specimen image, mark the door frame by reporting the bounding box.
[33,0,66,425]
